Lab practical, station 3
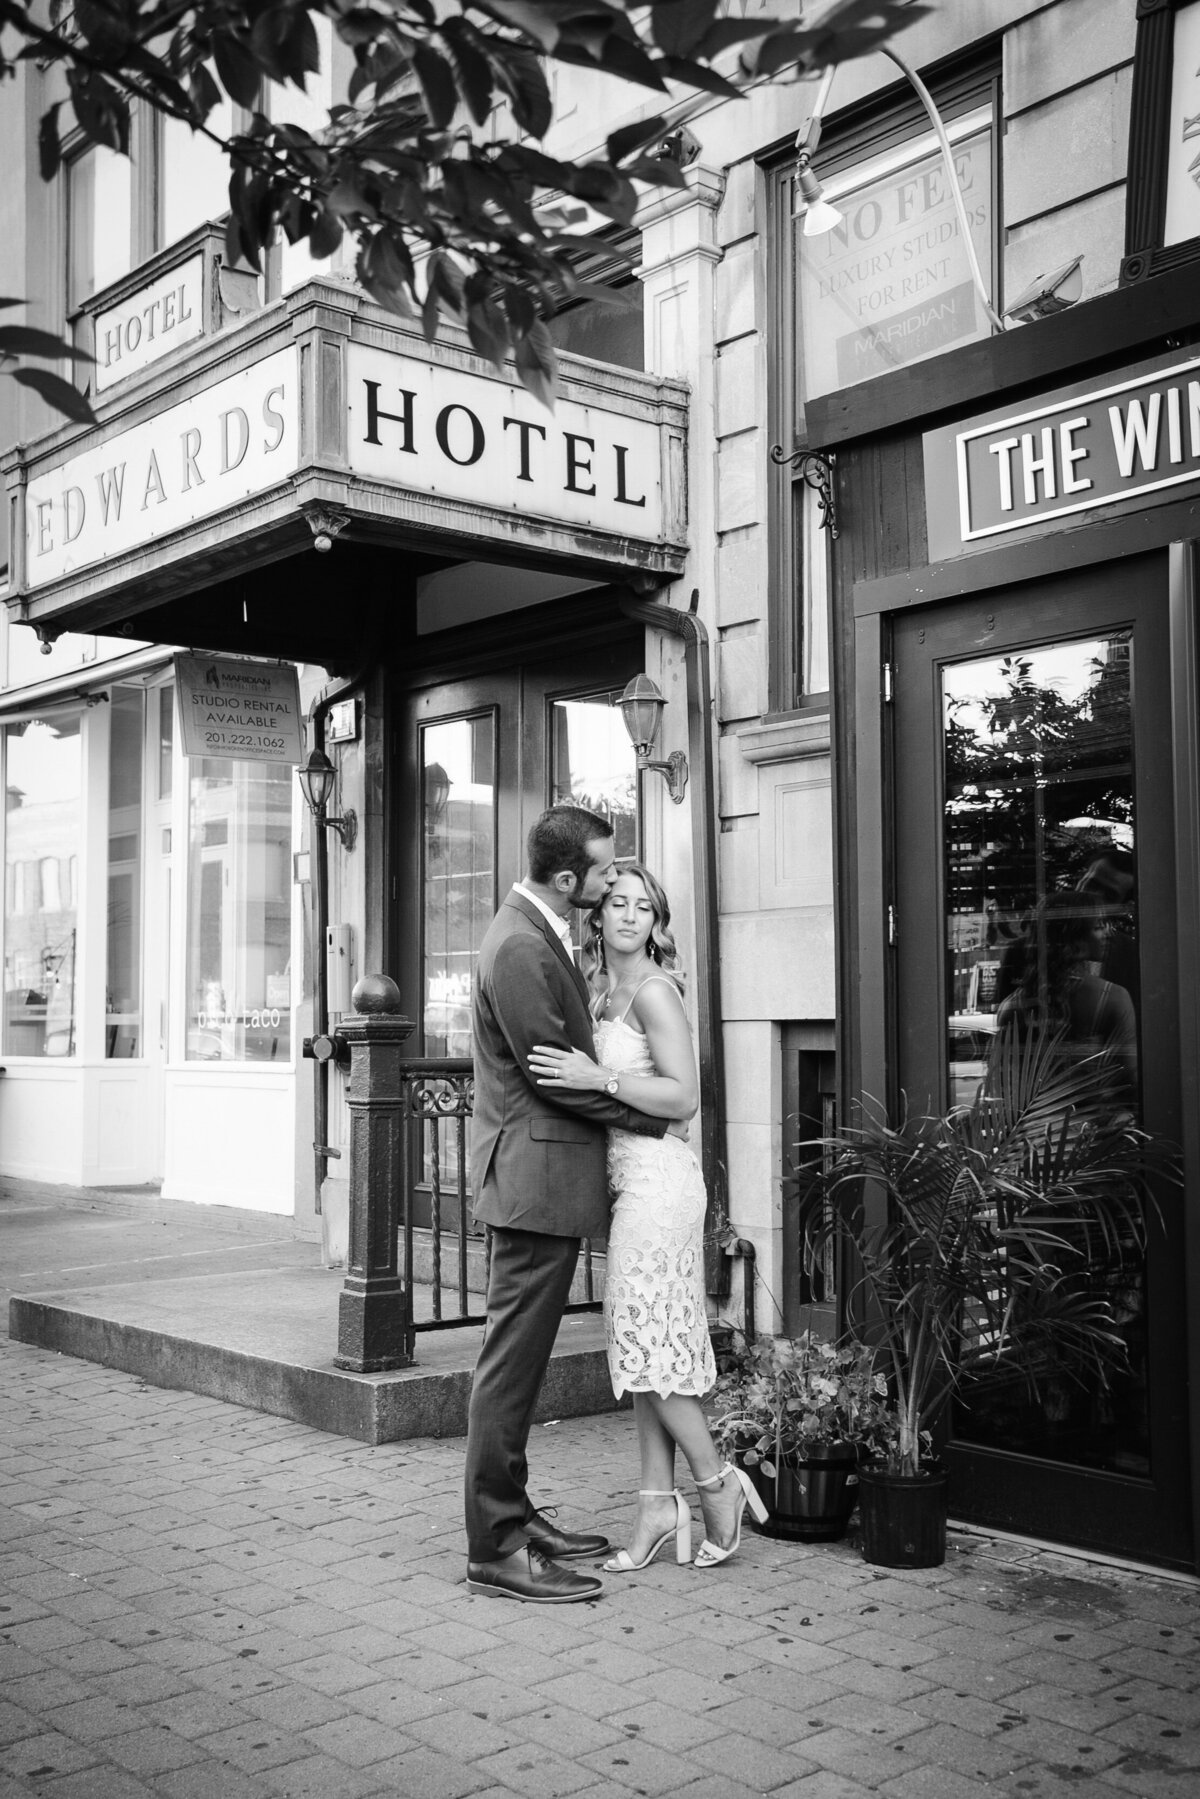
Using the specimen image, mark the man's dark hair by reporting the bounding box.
[527,804,613,885]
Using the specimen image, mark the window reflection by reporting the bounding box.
[550,694,638,859]
[186,760,292,1061]
[422,717,496,1059]
[106,687,144,1058]
[4,715,81,1056]
[942,633,1148,1476]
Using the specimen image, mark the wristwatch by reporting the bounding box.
[603,1070,620,1096]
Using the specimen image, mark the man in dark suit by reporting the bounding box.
[464,804,668,1603]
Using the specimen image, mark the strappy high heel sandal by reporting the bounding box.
[693,1463,768,1569]
[603,1489,692,1572]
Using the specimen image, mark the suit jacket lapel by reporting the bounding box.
[506,891,591,1008]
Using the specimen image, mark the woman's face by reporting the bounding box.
[601,872,656,956]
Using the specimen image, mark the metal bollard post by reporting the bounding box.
[334,974,416,1372]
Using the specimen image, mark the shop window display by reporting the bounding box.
[185,759,292,1062]
[3,715,82,1056]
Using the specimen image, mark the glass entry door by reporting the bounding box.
[892,553,1192,1567]
[396,635,643,1221]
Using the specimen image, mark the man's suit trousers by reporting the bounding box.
[464,1226,582,1563]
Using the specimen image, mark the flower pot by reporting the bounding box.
[857,1463,947,1568]
[742,1446,859,1543]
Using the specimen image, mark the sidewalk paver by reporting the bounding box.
[5,1188,1200,1797]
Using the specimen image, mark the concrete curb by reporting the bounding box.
[9,1295,622,1444]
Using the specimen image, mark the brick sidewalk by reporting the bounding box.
[2,1334,1199,1799]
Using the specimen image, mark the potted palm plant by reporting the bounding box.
[708,1332,887,1541]
[799,1024,1168,1568]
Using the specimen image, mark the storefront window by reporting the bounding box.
[3,714,81,1056]
[185,759,292,1061]
[422,716,496,1058]
[106,687,144,1057]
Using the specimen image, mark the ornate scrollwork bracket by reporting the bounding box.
[304,506,351,553]
[769,445,839,539]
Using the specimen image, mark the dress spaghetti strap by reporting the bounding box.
[616,973,684,1026]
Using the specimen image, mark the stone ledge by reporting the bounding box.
[736,710,831,764]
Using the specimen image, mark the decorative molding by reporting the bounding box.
[737,710,831,765]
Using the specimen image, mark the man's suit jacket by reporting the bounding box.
[471,890,667,1240]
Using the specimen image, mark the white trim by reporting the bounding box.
[0,646,173,716]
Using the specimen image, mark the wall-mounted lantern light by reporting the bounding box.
[618,674,688,805]
[298,747,357,850]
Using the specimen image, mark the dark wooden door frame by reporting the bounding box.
[882,556,1193,1569]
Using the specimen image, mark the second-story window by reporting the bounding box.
[67,143,134,315]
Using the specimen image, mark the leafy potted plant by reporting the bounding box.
[799,1024,1167,1568]
[709,1332,887,1541]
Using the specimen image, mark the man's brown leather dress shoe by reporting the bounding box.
[523,1510,610,1560]
[466,1545,604,1603]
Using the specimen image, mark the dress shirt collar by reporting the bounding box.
[514,881,573,944]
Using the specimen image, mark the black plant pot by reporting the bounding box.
[742,1446,860,1543]
[857,1462,947,1568]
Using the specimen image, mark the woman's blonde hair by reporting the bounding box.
[584,863,685,1010]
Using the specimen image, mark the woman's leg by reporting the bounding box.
[617,1395,681,1564]
[647,1393,740,1552]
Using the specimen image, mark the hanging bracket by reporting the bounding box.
[769,445,839,538]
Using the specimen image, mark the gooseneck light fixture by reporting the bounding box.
[619,673,688,805]
[298,748,357,850]
[793,54,1007,338]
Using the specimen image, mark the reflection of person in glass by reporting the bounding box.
[994,888,1138,1111]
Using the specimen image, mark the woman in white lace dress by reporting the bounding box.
[528,867,766,1572]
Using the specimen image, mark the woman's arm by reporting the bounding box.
[528,980,698,1121]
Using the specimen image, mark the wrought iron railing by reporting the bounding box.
[399,1057,600,1334]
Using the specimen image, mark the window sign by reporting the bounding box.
[186,759,292,1063]
[175,654,303,765]
[798,110,993,397]
[1165,0,1200,246]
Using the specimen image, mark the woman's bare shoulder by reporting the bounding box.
[629,974,687,1027]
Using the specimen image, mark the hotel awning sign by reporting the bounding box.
[924,350,1200,561]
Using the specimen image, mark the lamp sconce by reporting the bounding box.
[304,506,350,554]
[770,444,839,539]
[618,674,688,805]
[298,748,357,850]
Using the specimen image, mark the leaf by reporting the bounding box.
[489,44,552,139]
[11,367,98,426]
[38,101,62,183]
[649,0,718,60]
[412,44,459,129]
[514,318,557,410]
[694,18,779,59]
[607,113,669,163]
[465,295,509,366]
[474,0,563,53]
[360,230,417,308]
[655,54,744,100]
[308,206,345,260]
[66,69,130,154]
[441,19,495,127]
[0,326,94,363]
[0,299,26,311]
[189,62,224,122]
[213,33,265,110]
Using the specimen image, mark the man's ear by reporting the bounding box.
[552,869,575,894]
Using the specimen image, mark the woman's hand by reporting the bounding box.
[528,1044,603,1090]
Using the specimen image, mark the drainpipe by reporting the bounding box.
[306,666,370,1206]
[618,588,731,1296]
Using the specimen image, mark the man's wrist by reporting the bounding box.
[600,1067,620,1096]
